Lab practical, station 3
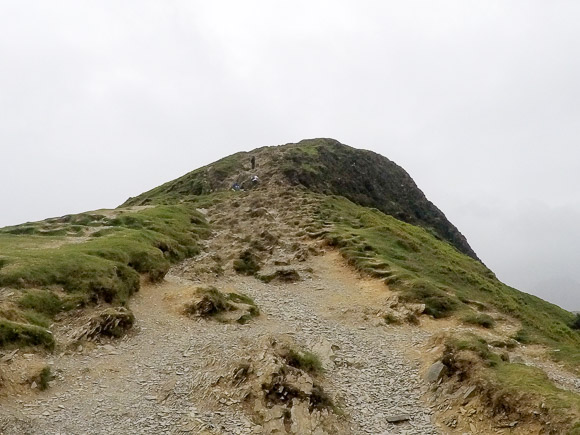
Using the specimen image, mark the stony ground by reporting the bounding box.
[2,190,579,435]
[0,190,438,434]
[0,255,440,434]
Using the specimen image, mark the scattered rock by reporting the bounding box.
[425,361,446,383]
[0,349,18,363]
[463,385,477,400]
[1,191,441,435]
[387,414,410,423]
[72,307,135,341]
[258,268,301,283]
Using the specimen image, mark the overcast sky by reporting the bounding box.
[1,1,579,310]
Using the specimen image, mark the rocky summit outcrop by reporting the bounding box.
[123,138,479,260]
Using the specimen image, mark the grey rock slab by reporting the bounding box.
[425,361,445,383]
[386,414,411,423]
[463,385,477,400]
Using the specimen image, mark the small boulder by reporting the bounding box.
[463,385,477,400]
[259,268,301,283]
[425,361,446,383]
[387,414,410,423]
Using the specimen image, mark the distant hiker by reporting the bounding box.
[232,183,241,191]
[251,156,256,170]
[251,175,259,183]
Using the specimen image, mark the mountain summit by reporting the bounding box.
[125,138,478,260]
[1,138,579,434]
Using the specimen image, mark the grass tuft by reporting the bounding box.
[18,290,63,318]
[185,287,232,317]
[383,312,400,325]
[0,319,55,350]
[38,366,53,391]
[284,349,324,374]
[0,204,208,350]
[316,195,580,371]
[462,312,496,329]
[185,288,259,324]
[233,250,261,276]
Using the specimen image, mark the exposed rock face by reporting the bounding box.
[71,307,135,341]
[224,335,341,434]
[425,361,446,383]
[278,139,479,261]
[123,138,479,260]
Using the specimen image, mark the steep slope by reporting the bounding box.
[1,139,580,434]
[0,205,208,349]
[123,138,478,260]
[0,189,440,435]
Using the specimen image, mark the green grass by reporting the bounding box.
[0,319,55,350]
[227,292,260,324]
[444,333,502,368]
[443,333,580,432]
[494,362,580,413]
[38,366,53,391]
[462,312,496,329]
[0,212,109,237]
[233,250,261,276]
[185,287,259,324]
[18,290,64,317]
[121,153,247,206]
[186,287,233,316]
[21,311,51,328]
[0,204,208,350]
[315,195,580,371]
[227,292,256,306]
[121,139,477,259]
[0,205,207,302]
[284,349,324,374]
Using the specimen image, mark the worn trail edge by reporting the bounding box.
[0,192,439,434]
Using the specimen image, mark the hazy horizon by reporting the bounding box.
[1,1,579,310]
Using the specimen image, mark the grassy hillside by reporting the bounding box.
[279,139,479,260]
[0,205,208,350]
[308,195,580,430]
[119,139,579,367]
[123,139,478,260]
[314,195,579,368]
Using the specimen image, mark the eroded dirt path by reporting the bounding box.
[0,190,440,434]
[1,255,438,435]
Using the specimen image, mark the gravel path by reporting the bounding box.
[0,253,439,434]
[235,258,438,434]
[0,191,441,434]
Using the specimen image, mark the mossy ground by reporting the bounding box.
[315,195,580,371]
[442,333,580,431]
[184,287,259,324]
[0,319,55,350]
[284,349,324,374]
[2,141,578,430]
[0,204,208,350]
